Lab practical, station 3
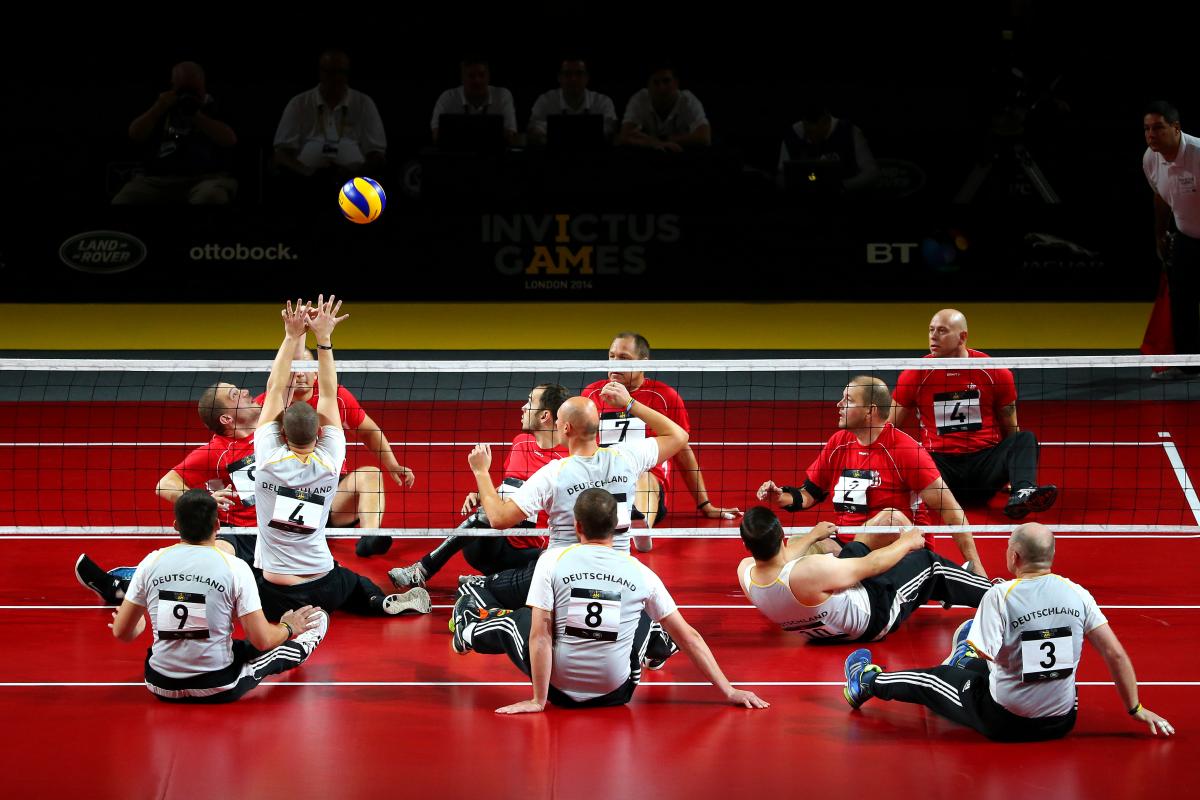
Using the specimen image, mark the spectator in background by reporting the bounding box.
[526,58,617,146]
[617,61,711,152]
[273,49,387,186]
[431,58,518,146]
[778,96,879,194]
[112,61,237,205]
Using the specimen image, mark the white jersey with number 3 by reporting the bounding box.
[969,574,1107,718]
[528,543,677,702]
[124,543,261,679]
[253,423,346,574]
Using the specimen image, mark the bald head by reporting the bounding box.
[929,308,969,357]
[558,396,599,437]
[1010,522,1055,571]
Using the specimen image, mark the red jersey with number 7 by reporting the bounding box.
[581,378,690,490]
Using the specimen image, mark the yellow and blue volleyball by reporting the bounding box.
[338,177,386,224]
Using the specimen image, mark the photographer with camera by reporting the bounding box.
[112,61,238,205]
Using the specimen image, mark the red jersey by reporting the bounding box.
[255,381,367,475]
[892,349,1017,454]
[806,424,942,527]
[172,433,258,527]
[501,433,568,548]
[582,377,690,490]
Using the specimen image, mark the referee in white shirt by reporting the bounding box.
[842,523,1175,740]
[452,488,768,712]
[109,489,327,703]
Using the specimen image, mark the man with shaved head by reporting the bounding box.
[843,523,1175,741]
[113,60,238,204]
[453,385,690,669]
[890,309,1056,520]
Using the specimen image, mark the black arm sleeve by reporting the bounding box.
[781,481,826,512]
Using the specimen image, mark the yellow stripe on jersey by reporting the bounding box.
[1004,579,1023,600]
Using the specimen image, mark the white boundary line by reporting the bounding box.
[1162,440,1200,527]
[0,680,1196,688]
[4,530,1199,538]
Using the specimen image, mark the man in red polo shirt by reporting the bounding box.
[76,381,262,604]
[582,331,740,552]
[757,376,986,578]
[889,309,1056,520]
[257,347,417,558]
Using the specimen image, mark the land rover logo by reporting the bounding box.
[59,231,147,274]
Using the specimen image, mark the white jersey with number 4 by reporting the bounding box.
[125,543,262,679]
[969,573,1107,718]
[253,423,346,574]
[528,543,677,702]
[510,438,660,554]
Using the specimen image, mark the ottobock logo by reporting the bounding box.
[189,243,299,262]
[59,230,147,274]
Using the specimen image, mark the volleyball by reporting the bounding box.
[338,177,386,224]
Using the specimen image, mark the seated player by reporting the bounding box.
[252,297,429,620]
[255,341,417,559]
[453,488,768,712]
[387,384,568,589]
[737,507,992,642]
[583,331,740,553]
[889,309,1057,519]
[757,375,986,577]
[77,380,265,604]
[843,523,1175,741]
[108,489,329,703]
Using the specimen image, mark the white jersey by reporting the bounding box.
[510,439,660,554]
[253,423,346,574]
[740,556,872,640]
[125,543,261,680]
[970,573,1108,718]
[528,543,677,702]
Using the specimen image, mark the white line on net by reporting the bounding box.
[3,527,1198,537]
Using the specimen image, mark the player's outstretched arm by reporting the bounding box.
[261,299,310,427]
[497,607,553,714]
[920,477,985,577]
[307,295,349,429]
[1087,623,1175,736]
[659,612,769,709]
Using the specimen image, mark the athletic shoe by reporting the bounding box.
[843,648,882,709]
[1003,485,1058,520]
[388,563,428,591]
[355,535,394,558]
[943,619,977,667]
[381,588,431,616]
[642,624,680,670]
[449,592,484,654]
[74,554,123,605]
[633,535,653,553]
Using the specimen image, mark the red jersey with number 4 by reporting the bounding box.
[172,434,258,527]
[892,349,1017,454]
[806,424,941,527]
[254,382,366,475]
[581,378,690,490]
[502,433,568,548]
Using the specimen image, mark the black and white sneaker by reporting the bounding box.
[1003,485,1058,520]
[449,593,484,654]
[74,554,123,605]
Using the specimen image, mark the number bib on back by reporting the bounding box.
[933,389,983,435]
[227,454,257,506]
[833,469,878,514]
[1020,627,1075,682]
[599,411,646,446]
[564,587,621,642]
[156,590,210,640]
[269,486,326,534]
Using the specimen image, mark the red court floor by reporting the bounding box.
[0,399,1196,797]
